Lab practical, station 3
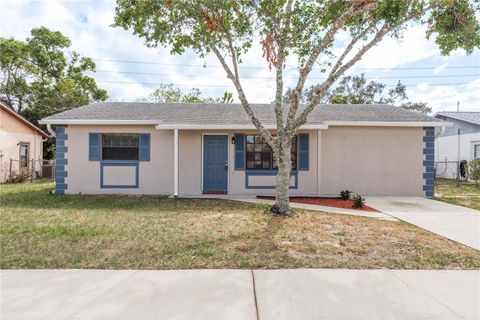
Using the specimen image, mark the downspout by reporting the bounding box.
[47,124,56,138]
[434,126,445,139]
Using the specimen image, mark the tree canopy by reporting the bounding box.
[0,27,108,125]
[138,83,234,103]
[284,74,432,114]
[114,0,480,215]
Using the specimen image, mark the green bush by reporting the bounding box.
[352,194,365,208]
[468,159,480,187]
[340,189,352,200]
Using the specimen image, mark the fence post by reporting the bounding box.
[456,160,460,187]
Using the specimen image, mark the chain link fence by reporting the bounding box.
[3,159,55,182]
[435,160,470,186]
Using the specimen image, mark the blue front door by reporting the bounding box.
[203,135,228,192]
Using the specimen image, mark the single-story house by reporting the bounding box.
[39,102,449,197]
[434,112,480,179]
[0,102,49,182]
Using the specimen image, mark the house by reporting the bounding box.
[434,112,480,180]
[39,102,449,197]
[0,102,49,182]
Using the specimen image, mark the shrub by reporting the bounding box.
[4,170,32,183]
[468,159,480,187]
[352,194,365,208]
[340,189,352,200]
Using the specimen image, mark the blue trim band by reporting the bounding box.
[55,125,68,195]
[245,170,298,189]
[422,127,435,197]
[100,161,139,189]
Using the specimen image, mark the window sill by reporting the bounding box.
[245,169,298,174]
[100,160,140,164]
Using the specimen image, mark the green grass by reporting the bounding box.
[435,179,480,210]
[1,180,479,270]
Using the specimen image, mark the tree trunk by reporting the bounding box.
[271,140,292,216]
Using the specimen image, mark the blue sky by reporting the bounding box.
[1,0,479,113]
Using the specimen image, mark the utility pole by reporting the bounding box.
[456,101,460,187]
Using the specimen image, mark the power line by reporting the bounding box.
[97,80,472,87]
[93,58,480,71]
[90,70,480,80]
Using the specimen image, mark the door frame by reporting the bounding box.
[201,133,229,193]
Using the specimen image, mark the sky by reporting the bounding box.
[1,0,479,113]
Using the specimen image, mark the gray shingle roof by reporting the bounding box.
[435,112,480,126]
[42,102,444,125]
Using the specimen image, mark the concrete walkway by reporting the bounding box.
[235,198,397,221]
[366,197,480,250]
[2,269,479,320]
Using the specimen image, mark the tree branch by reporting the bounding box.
[272,0,295,142]
[285,2,378,132]
[209,44,274,145]
[290,4,429,131]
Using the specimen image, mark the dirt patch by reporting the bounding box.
[258,196,380,212]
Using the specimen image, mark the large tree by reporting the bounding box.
[0,27,108,125]
[285,74,432,114]
[114,0,480,215]
[138,83,234,103]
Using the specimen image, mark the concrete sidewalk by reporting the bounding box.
[2,269,479,320]
[366,197,480,250]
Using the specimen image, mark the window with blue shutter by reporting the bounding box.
[298,133,309,171]
[89,133,100,161]
[139,133,150,161]
[234,134,245,170]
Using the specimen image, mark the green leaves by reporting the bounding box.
[427,0,480,55]
[137,83,233,104]
[0,27,107,124]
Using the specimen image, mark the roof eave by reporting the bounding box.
[434,113,480,127]
[39,119,161,125]
[1,103,50,138]
[324,121,452,127]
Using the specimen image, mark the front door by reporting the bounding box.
[203,135,228,193]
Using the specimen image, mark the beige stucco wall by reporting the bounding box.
[65,125,173,194]
[319,126,425,196]
[178,130,318,196]
[0,108,43,182]
[63,125,425,197]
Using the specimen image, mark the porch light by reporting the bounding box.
[231,136,235,144]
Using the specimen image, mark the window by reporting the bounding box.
[102,134,139,160]
[475,144,480,159]
[19,143,29,168]
[245,135,297,170]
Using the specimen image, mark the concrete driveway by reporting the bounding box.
[366,197,480,250]
[2,269,479,320]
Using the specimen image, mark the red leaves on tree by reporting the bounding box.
[165,0,173,9]
[262,32,277,71]
[204,12,217,32]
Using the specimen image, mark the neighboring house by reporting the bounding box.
[39,102,449,197]
[434,112,480,180]
[0,102,49,182]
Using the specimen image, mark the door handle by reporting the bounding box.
[225,161,228,168]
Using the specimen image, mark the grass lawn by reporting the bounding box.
[435,178,480,210]
[1,180,479,270]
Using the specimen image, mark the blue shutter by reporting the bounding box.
[234,134,245,170]
[139,133,150,161]
[89,133,100,161]
[298,134,309,171]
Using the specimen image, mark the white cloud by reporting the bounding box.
[355,25,438,70]
[433,63,448,74]
[1,0,478,110]
[416,82,429,91]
